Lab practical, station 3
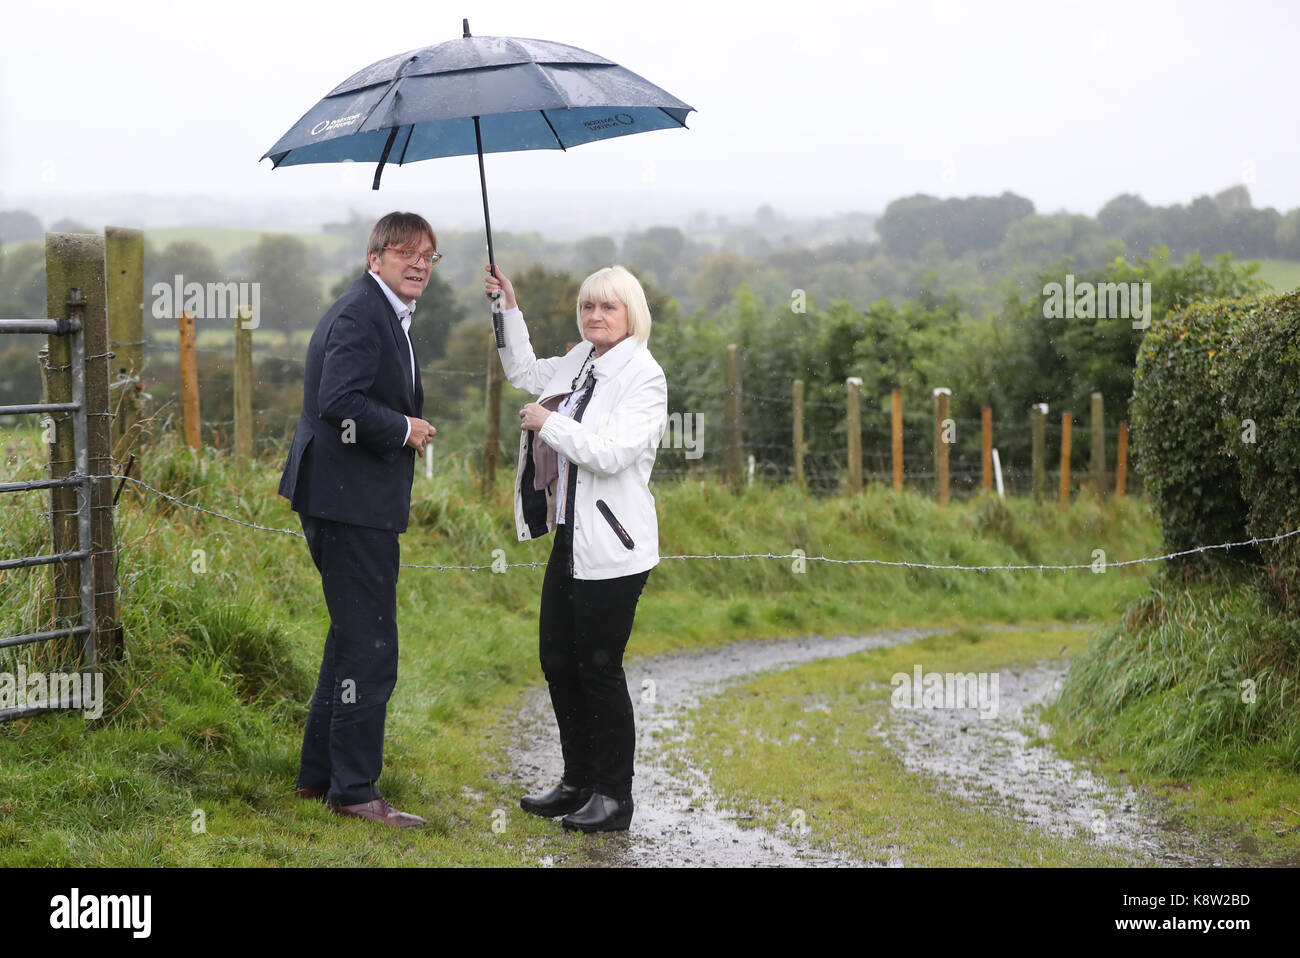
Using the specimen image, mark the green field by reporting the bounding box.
[1253,258,1300,293]
[148,328,312,351]
[145,227,348,263]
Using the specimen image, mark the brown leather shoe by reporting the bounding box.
[329,798,427,828]
[295,787,328,801]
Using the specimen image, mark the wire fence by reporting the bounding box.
[4,332,1138,503]
[21,471,1287,575]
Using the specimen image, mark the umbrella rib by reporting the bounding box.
[527,62,572,117]
[356,55,419,131]
[538,111,567,151]
[372,127,399,189]
[356,81,401,133]
[396,124,415,166]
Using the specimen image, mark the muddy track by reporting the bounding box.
[879,660,1282,866]
[496,627,1280,867]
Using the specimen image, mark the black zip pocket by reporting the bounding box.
[595,499,635,550]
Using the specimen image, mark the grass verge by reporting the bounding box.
[1049,567,1300,861]
[1,426,1159,865]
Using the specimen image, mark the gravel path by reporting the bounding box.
[881,660,1221,865]
[503,629,947,866]
[497,627,1276,866]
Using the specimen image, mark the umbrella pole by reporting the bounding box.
[473,115,505,347]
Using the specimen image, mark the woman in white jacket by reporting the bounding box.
[484,263,667,833]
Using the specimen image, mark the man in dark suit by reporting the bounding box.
[278,211,439,828]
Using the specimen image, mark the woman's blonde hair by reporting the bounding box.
[575,265,652,344]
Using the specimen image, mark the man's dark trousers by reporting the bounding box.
[278,272,422,806]
[296,512,401,806]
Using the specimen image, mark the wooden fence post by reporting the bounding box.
[724,344,742,493]
[233,306,253,466]
[1059,411,1073,506]
[981,405,993,493]
[42,251,80,638]
[1031,403,1047,502]
[1116,421,1129,499]
[44,232,121,662]
[482,332,503,497]
[1090,391,1105,497]
[104,226,143,461]
[178,310,200,450]
[891,388,903,493]
[792,379,806,491]
[934,387,951,505]
[846,376,862,494]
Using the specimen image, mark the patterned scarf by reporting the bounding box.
[530,393,567,492]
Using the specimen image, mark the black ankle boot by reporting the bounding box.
[520,782,593,818]
[561,791,633,833]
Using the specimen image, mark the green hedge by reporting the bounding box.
[1131,298,1250,562]
[1133,290,1300,603]
[1218,291,1300,604]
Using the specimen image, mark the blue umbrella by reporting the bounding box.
[262,19,694,339]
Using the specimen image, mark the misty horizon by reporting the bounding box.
[0,180,1276,241]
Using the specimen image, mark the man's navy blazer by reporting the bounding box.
[278,272,424,533]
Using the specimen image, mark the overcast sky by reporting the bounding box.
[2,0,1298,226]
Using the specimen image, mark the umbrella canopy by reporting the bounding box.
[261,24,694,182]
[262,21,693,342]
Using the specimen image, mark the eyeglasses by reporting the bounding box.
[384,246,443,266]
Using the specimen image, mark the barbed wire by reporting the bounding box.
[660,532,1300,570]
[82,472,1298,574]
[105,474,307,539]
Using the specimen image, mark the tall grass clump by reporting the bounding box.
[1051,568,1300,776]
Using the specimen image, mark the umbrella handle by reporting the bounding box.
[474,115,496,267]
[474,113,506,347]
[490,303,504,347]
[489,283,504,348]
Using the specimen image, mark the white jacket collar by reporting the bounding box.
[589,334,642,381]
[539,335,643,402]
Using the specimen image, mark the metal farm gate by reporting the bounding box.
[1,235,125,721]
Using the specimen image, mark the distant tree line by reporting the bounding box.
[4,183,1298,329]
[874,184,1297,266]
[1,187,1294,424]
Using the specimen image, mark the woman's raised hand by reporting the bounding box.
[484,265,518,311]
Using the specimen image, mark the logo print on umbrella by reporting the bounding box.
[310,114,363,136]
[583,114,637,132]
